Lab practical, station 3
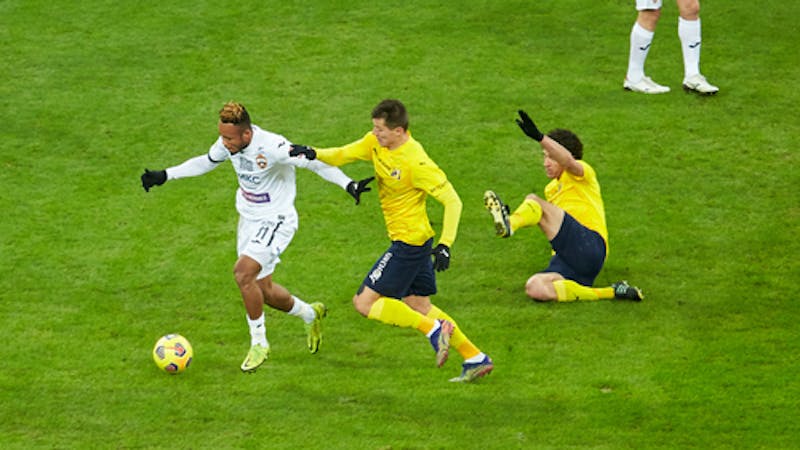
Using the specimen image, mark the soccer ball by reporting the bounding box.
[152,334,193,374]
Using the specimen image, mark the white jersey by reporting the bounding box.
[166,124,352,222]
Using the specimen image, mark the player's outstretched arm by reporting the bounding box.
[516,110,544,142]
[516,110,583,176]
[346,176,374,205]
[141,154,221,192]
[141,168,167,192]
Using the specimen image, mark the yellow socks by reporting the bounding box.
[426,305,481,360]
[368,297,436,334]
[553,280,615,302]
[509,198,543,232]
[366,299,485,360]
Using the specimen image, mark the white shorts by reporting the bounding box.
[636,0,662,10]
[237,213,297,280]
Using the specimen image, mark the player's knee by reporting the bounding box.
[233,256,261,287]
[233,268,246,286]
[233,265,256,288]
[525,278,554,302]
[677,0,700,19]
[637,9,661,30]
[352,294,370,317]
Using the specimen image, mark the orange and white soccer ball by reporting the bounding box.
[152,334,193,374]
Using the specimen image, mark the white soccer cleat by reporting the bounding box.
[682,74,719,95]
[623,76,671,94]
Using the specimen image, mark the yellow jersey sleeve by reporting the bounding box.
[315,132,374,166]
[411,158,462,247]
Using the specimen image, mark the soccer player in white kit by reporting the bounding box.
[141,102,374,372]
[624,0,719,95]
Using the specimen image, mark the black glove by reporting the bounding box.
[431,244,450,272]
[346,176,375,205]
[289,144,317,160]
[516,110,544,142]
[141,168,167,192]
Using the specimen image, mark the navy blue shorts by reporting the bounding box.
[362,238,437,299]
[541,213,607,286]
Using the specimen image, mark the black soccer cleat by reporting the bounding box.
[612,281,643,301]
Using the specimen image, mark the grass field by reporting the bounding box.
[2,0,799,448]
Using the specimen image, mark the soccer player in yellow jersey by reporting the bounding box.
[484,110,644,303]
[289,99,493,382]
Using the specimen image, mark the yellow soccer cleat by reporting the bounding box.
[306,302,328,354]
[240,344,270,373]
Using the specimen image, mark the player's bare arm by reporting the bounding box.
[541,137,584,177]
[516,110,583,177]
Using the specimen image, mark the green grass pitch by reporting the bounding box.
[1,1,798,448]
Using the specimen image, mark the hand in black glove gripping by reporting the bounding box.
[289,144,317,160]
[431,244,451,272]
[346,176,375,205]
[516,110,544,142]
[141,168,167,192]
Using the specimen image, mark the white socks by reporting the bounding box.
[628,18,704,83]
[287,295,316,324]
[248,296,315,347]
[678,17,702,79]
[247,313,268,347]
[626,22,654,83]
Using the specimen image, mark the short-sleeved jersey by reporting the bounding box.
[544,160,609,249]
[207,125,309,221]
[315,132,460,246]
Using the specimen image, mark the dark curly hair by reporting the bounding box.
[547,128,583,160]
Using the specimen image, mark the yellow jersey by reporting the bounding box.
[316,132,462,247]
[544,160,608,249]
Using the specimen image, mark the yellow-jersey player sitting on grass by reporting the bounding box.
[484,110,644,303]
[289,99,493,383]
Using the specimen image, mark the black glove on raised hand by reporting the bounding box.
[289,144,317,160]
[141,168,167,192]
[431,244,451,272]
[516,110,544,142]
[346,176,375,205]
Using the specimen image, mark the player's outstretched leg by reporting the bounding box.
[306,302,328,354]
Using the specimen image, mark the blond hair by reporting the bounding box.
[219,102,251,127]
